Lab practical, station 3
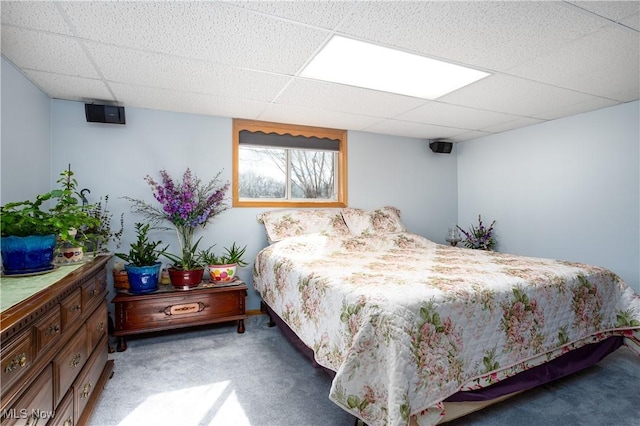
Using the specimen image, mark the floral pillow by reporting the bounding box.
[257,209,350,244]
[341,206,407,237]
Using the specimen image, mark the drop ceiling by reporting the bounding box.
[1,1,638,142]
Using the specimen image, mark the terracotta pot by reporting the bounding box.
[168,267,204,290]
[113,269,129,290]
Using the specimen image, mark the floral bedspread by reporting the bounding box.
[252,232,640,426]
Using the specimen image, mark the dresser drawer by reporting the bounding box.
[1,365,53,426]
[33,308,62,357]
[49,389,73,426]
[0,333,32,393]
[81,272,107,313]
[85,303,107,353]
[60,289,83,332]
[74,335,108,421]
[53,327,88,406]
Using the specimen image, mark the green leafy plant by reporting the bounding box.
[1,167,100,245]
[82,195,124,253]
[115,223,167,267]
[161,236,206,270]
[199,242,248,266]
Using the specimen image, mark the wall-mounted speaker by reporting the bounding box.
[429,140,453,154]
[85,104,126,125]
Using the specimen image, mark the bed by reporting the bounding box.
[252,207,640,426]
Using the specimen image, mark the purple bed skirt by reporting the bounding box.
[261,301,623,402]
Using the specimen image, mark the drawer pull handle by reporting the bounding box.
[4,352,27,372]
[70,353,82,368]
[63,417,73,426]
[97,322,105,331]
[25,412,39,426]
[45,323,61,336]
[163,302,206,316]
[91,288,99,296]
[70,304,81,312]
[81,381,92,399]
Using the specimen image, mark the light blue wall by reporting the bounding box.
[457,101,640,293]
[1,57,51,204]
[348,131,457,242]
[49,100,454,310]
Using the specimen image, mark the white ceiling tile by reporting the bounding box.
[364,119,466,140]
[450,130,492,142]
[567,1,640,23]
[338,1,606,71]
[2,1,638,142]
[0,27,99,78]
[506,27,639,101]
[276,78,428,118]
[532,97,620,121]
[620,12,640,31]
[225,1,356,29]
[109,83,269,120]
[479,117,545,134]
[395,102,524,131]
[438,75,596,117]
[23,70,114,102]
[85,42,291,102]
[58,1,329,75]
[259,103,382,131]
[1,1,72,35]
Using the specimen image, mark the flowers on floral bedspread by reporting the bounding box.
[617,309,640,327]
[500,286,545,357]
[571,275,603,332]
[411,302,464,390]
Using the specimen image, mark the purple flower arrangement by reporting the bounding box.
[124,168,230,270]
[457,215,496,251]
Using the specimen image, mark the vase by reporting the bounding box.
[168,267,204,290]
[125,262,161,294]
[208,263,237,283]
[1,234,57,275]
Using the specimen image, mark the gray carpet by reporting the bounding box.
[90,315,640,426]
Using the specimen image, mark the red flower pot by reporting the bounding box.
[168,267,204,290]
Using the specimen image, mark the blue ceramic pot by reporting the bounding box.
[125,262,161,294]
[1,234,57,274]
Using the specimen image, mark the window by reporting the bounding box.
[233,119,347,208]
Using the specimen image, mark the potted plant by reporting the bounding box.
[457,215,497,251]
[1,167,100,274]
[114,222,167,294]
[82,195,124,255]
[199,242,248,283]
[123,168,230,289]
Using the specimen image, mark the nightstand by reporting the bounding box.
[112,280,247,351]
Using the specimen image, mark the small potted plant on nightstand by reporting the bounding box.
[115,223,167,294]
[200,242,248,283]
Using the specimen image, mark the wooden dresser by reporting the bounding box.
[0,256,114,426]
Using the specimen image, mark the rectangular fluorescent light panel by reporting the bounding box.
[300,36,490,99]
